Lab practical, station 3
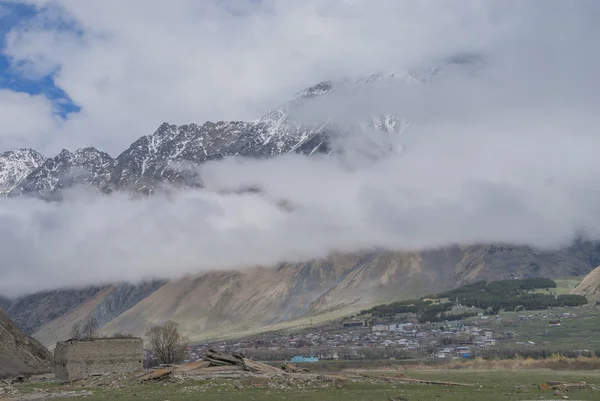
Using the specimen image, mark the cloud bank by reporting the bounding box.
[0,0,600,296]
[3,0,591,154]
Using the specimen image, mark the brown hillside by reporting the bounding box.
[20,242,600,347]
[97,244,597,343]
[0,309,52,379]
[570,265,600,300]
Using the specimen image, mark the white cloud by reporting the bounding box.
[0,90,58,152]
[2,0,539,155]
[0,0,599,296]
[1,111,600,297]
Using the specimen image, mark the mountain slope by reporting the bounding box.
[31,280,166,348]
[0,149,45,196]
[6,280,166,338]
[6,286,108,334]
[8,240,600,348]
[0,309,52,379]
[98,251,457,342]
[95,243,599,343]
[570,265,600,300]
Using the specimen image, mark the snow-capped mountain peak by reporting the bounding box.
[1,57,478,199]
[0,149,45,196]
[8,147,116,199]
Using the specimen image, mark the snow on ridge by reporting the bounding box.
[2,62,458,198]
[0,149,46,196]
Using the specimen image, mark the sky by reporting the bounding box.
[1,0,600,296]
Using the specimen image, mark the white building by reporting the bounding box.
[372,324,389,332]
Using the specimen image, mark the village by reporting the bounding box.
[183,320,495,363]
[181,308,586,364]
[179,314,576,362]
[1,304,595,400]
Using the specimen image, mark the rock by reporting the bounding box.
[240,376,270,389]
[316,374,349,387]
[552,382,589,390]
[513,384,528,391]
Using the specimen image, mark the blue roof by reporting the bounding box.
[290,356,319,362]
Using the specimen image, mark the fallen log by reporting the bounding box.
[372,375,471,387]
[242,359,282,374]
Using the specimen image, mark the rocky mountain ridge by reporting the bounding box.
[1,54,488,198]
[0,149,45,196]
[0,66,443,199]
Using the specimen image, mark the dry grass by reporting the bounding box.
[435,354,600,371]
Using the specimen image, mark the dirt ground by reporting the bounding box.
[2,362,600,401]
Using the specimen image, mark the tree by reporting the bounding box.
[81,316,99,339]
[70,322,82,340]
[71,316,98,340]
[146,321,189,364]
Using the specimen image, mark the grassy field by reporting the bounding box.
[15,370,600,401]
[532,276,584,295]
[460,303,600,350]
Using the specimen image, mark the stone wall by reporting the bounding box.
[54,338,143,381]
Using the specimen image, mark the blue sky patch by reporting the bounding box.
[0,1,80,118]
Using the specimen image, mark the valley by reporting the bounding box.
[1,54,599,352]
[0,2,598,400]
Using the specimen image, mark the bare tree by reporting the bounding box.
[70,321,82,340]
[81,316,99,339]
[146,321,189,364]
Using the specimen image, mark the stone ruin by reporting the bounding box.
[54,338,143,381]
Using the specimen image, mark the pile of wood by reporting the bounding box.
[204,349,281,374]
[205,349,245,368]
